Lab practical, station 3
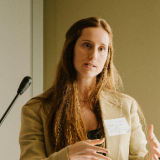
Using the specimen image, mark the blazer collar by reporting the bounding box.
[99,89,123,119]
[99,89,123,159]
[100,89,121,106]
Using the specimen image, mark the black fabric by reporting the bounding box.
[87,128,106,156]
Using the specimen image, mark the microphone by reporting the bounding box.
[17,76,32,95]
[0,76,32,126]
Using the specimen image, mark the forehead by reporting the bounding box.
[79,27,110,45]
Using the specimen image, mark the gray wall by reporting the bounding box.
[0,1,32,159]
[44,0,160,147]
[0,0,43,159]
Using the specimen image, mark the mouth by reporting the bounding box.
[84,63,96,67]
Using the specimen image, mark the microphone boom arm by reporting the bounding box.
[0,76,32,126]
[0,93,20,126]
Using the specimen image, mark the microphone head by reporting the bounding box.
[17,76,32,95]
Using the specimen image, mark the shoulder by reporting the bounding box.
[100,88,136,110]
[21,96,44,119]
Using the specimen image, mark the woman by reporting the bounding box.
[19,17,160,160]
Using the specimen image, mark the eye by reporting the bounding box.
[84,43,91,48]
[99,47,105,52]
[100,47,104,51]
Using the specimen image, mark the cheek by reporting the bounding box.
[73,48,82,70]
[99,55,107,69]
[73,51,80,65]
[74,48,86,64]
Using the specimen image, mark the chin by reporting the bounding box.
[77,71,99,80]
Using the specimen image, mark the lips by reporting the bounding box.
[84,63,96,67]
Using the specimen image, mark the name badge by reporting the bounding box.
[104,117,130,136]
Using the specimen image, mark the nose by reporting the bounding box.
[88,47,97,60]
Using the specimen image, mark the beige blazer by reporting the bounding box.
[19,90,150,160]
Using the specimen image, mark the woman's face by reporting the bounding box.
[73,27,109,81]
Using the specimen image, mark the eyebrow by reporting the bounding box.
[82,40,107,47]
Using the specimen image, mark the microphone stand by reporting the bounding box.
[0,76,32,126]
[0,93,20,126]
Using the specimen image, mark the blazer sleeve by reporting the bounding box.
[129,99,150,160]
[19,104,68,160]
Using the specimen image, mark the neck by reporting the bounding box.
[77,76,96,100]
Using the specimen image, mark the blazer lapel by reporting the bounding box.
[99,90,123,160]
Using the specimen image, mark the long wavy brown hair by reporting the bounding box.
[35,17,146,152]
